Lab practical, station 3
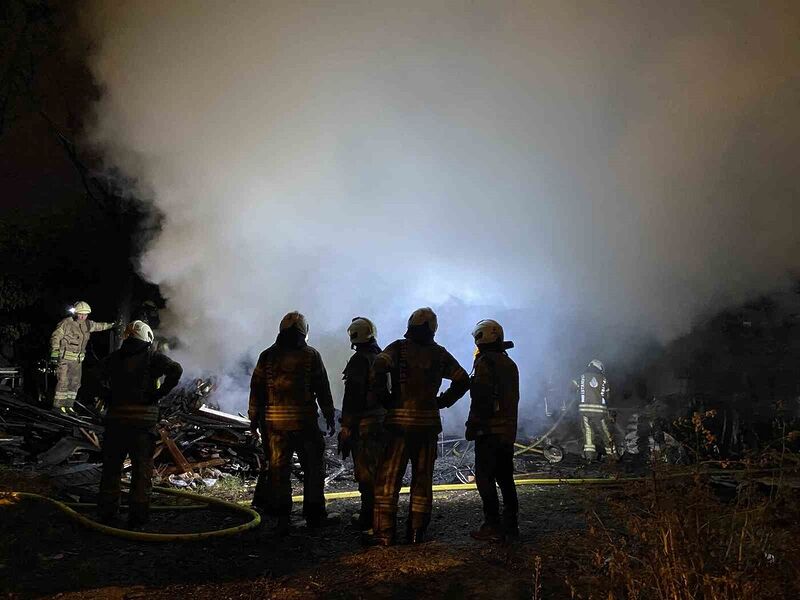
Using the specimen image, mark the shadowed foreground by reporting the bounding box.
[3,470,799,599]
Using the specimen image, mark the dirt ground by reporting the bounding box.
[0,477,596,600]
[5,462,797,600]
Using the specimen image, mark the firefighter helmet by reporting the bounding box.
[348,317,377,345]
[73,301,92,315]
[125,320,154,343]
[279,311,309,335]
[408,307,438,333]
[471,319,504,345]
[588,359,605,373]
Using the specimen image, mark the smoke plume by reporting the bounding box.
[82,1,800,424]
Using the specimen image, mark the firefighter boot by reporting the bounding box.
[127,503,150,530]
[371,510,396,546]
[307,513,341,528]
[357,491,375,531]
[276,515,291,536]
[97,506,121,527]
[409,528,428,544]
[470,516,503,542]
[502,512,520,542]
[251,471,270,515]
[406,511,429,544]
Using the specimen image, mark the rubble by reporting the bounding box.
[1,381,609,503]
[0,386,265,499]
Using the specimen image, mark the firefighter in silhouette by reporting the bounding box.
[465,319,520,541]
[338,317,384,531]
[578,359,617,460]
[371,307,469,545]
[49,301,115,413]
[96,321,182,528]
[248,311,336,533]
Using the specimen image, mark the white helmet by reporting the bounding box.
[348,317,377,345]
[408,307,438,333]
[279,311,309,335]
[471,319,504,345]
[588,359,605,373]
[72,301,92,315]
[125,320,154,343]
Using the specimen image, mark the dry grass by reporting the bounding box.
[563,464,800,600]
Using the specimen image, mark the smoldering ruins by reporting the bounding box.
[1,1,800,598]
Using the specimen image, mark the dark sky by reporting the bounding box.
[1,1,95,213]
[3,1,800,420]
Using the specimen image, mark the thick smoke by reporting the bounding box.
[83,1,800,426]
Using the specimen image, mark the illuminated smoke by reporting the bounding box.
[83,1,800,425]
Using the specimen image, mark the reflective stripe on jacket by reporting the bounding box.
[372,339,468,433]
[579,371,609,413]
[99,339,183,427]
[50,318,113,361]
[248,341,334,431]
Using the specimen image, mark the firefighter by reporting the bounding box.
[96,321,183,528]
[49,301,115,414]
[371,307,469,545]
[248,311,336,533]
[465,319,520,541]
[578,359,617,460]
[338,317,384,531]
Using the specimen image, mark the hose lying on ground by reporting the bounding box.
[514,397,578,456]
[3,485,260,542]
[5,467,790,541]
[293,475,646,502]
[292,466,796,501]
[2,475,635,542]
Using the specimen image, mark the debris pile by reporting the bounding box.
[0,383,356,497]
[0,386,266,497]
[1,383,588,502]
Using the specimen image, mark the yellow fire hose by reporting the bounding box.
[4,486,261,542]
[296,475,641,502]
[5,467,788,542]
[304,466,793,502]
[513,396,578,456]
[3,475,632,543]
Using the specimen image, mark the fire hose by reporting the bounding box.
[513,395,578,459]
[7,468,786,542]
[4,485,261,542]
[4,475,632,543]
[298,475,643,502]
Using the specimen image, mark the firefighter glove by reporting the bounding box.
[325,414,336,437]
[337,427,352,459]
[437,392,455,409]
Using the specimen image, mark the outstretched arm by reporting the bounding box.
[88,320,115,333]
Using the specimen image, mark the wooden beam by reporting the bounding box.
[159,428,192,474]
[79,427,101,449]
[160,458,227,476]
[197,405,251,426]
